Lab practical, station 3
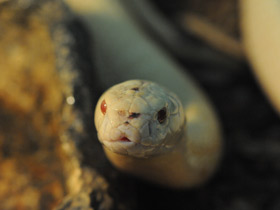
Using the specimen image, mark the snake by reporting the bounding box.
[240,0,280,115]
[64,0,223,188]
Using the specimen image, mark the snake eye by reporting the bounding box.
[157,107,167,124]
[101,100,107,115]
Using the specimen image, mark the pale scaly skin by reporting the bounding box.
[240,0,280,114]
[95,80,220,188]
[95,80,186,158]
[65,0,222,188]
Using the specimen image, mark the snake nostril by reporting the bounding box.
[129,112,141,119]
[124,121,129,125]
[131,87,139,91]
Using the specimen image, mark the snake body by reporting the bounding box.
[65,0,222,188]
[240,0,280,114]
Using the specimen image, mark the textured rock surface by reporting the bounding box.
[0,1,112,210]
[0,2,71,209]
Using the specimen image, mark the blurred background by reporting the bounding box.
[1,0,280,210]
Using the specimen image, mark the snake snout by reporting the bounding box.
[131,87,139,91]
[128,112,141,119]
[117,123,141,143]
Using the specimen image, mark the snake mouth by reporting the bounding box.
[119,136,131,142]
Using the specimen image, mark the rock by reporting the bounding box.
[0,1,112,209]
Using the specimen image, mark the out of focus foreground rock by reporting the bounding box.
[0,1,112,209]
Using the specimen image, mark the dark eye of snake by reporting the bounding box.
[157,107,167,124]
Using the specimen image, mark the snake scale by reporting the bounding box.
[64,0,223,188]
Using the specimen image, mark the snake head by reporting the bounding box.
[94,80,185,158]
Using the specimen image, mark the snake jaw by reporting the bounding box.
[106,127,141,145]
[119,136,131,142]
[108,132,132,142]
[116,124,141,143]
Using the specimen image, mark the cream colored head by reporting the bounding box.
[94,80,185,158]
